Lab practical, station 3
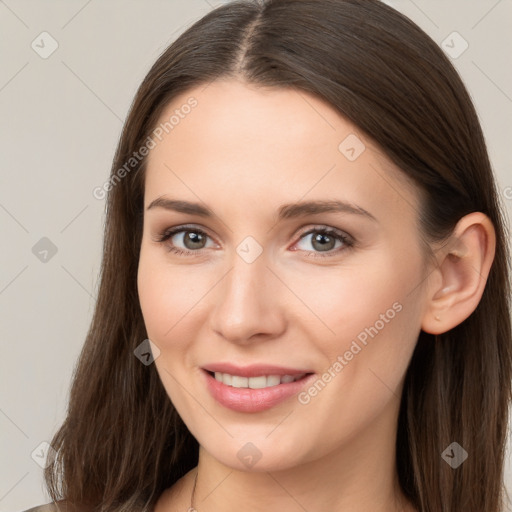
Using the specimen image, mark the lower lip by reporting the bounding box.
[202,370,316,413]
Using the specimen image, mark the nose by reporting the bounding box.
[208,251,287,345]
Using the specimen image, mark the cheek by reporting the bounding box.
[137,248,213,346]
[137,248,177,341]
[137,251,204,410]
[285,248,419,342]
[293,247,424,396]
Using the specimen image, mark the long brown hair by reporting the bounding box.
[44,1,512,510]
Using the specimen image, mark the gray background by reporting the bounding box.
[0,0,511,510]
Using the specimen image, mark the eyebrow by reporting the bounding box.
[146,197,377,222]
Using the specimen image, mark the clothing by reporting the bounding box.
[21,503,83,512]
[21,505,60,512]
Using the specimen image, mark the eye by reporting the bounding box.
[154,224,354,258]
[292,226,354,258]
[155,225,216,256]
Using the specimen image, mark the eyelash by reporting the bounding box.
[155,225,354,259]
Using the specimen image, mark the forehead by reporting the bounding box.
[144,79,420,224]
[150,80,346,167]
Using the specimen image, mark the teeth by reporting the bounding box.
[231,375,248,387]
[213,372,306,388]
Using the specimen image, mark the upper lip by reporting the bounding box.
[202,362,314,378]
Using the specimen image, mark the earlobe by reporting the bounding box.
[421,212,496,335]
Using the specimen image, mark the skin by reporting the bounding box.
[137,79,495,512]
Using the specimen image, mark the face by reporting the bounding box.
[137,79,431,472]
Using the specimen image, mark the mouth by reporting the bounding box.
[201,368,316,413]
[205,370,311,389]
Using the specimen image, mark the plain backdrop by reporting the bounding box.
[0,0,511,510]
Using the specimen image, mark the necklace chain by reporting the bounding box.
[188,469,198,511]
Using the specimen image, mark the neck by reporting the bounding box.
[189,405,414,512]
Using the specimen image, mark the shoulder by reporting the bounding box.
[21,502,91,512]
[154,468,197,512]
[21,505,60,512]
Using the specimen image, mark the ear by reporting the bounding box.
[421,212,496,335]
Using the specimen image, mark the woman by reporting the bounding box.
[27,0,512,511]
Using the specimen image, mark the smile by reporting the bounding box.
[202,369,316,412]
[212,372,307,389]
